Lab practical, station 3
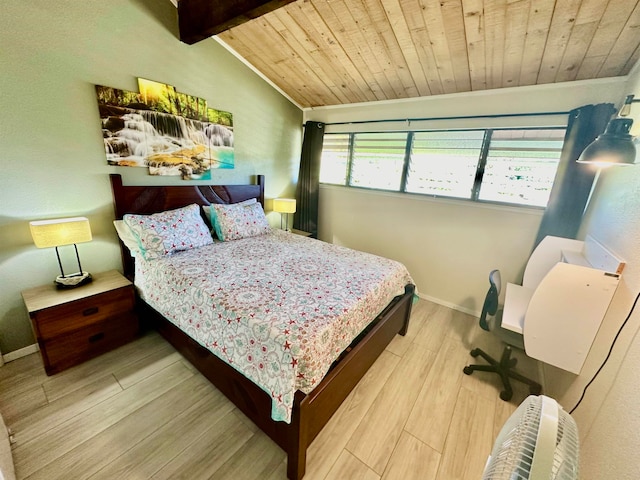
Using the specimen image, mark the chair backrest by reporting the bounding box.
[479,269,501,331]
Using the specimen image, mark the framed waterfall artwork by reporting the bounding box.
[96,78,234,180]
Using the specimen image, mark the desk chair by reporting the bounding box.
[463,270,542,401]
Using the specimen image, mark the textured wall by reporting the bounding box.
[565,66,640,480]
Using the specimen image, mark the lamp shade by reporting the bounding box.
[30,217,92,248]
[577,118,637,166]
[273,198,296,214]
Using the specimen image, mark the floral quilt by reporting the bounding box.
[135,230,413,423]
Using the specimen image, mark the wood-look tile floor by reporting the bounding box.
[0,300,540,479]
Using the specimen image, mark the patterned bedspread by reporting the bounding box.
[135,230,413,423]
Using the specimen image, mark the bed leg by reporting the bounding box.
[287,446,307,480]
[398,284,416,336]
[287,391,309,480]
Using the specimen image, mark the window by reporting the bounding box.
[406,130,484,198]
[478,129,566,207]
[350,132,406,190]
[319,127,566,208]
[319,133,350,185]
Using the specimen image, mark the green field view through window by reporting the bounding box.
[320,127,566,208]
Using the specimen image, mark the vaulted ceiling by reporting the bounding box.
[178,0,640,109]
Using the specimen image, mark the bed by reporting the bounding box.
[109,173,415,479]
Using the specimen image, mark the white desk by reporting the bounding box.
[501,283,534,335]
[502,235,624,374]
[523,263,620,374]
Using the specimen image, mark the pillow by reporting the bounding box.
[123,204,213,260]
[113,220,141,257]
[202,198,258,239]
[202,198,258,225]
[210,202,270,241]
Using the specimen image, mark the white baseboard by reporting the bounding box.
[416,292,481,318]
[2,344,39,364]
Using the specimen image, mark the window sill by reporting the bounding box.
[319,183,545,216]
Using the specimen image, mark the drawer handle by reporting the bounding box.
[83,307,99,316]
[88,333,104,343]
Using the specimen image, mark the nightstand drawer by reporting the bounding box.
[34,287,135,340]
[22,270,139,375]
[41,312,139,374]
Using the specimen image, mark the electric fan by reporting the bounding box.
[482,395,579,480]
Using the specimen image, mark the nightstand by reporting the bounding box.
[21,270,139,375]
[291,229,312,237]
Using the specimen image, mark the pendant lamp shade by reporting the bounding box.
[577,117,637,166]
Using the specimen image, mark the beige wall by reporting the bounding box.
[546,65,640,479]
[319,185,543,314]
[0,0,302,354]
[307,79,626,314]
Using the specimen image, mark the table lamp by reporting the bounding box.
[273,198,296,231]
[29,217,93,288]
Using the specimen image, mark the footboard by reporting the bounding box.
[140,283,414,479]
[287,284,415,479]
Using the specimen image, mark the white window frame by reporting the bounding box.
[319,126,567,209]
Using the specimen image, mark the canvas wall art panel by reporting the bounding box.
[96,78,234,180]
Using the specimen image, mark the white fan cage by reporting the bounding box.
[482,395,579,480]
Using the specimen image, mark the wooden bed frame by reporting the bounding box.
[109,173,415,479]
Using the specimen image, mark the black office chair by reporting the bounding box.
[463,269,542,401]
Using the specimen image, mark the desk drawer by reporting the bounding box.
[34,287,135,340]
[41,312,139,375]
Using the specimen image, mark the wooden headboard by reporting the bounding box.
[109,173,265,278]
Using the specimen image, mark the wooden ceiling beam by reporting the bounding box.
[178,0,298,45]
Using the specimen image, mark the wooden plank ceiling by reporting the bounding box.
[186,0,640,108]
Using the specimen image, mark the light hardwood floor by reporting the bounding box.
[0,300,540,479]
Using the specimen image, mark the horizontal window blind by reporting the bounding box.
[320,126,567,208]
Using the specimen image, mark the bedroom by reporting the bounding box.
[1,0,639,479]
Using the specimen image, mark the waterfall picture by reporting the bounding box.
[96,78,234,180]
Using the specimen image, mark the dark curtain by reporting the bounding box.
[293,121,325,238]
[533,103,616,248]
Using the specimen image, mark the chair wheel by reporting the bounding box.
[470,349,481,357]
[463,366,473,375]
[530,385,542,395]
[499,390,513,401]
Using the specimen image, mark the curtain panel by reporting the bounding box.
[293,121,325,238]
[533,103,616,248]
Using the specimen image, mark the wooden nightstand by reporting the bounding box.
[21,270,139,375]
[291,229,312,237]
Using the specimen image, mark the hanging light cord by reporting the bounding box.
[569,290,640,414]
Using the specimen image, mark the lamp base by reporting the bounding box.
[55,272,92,289]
